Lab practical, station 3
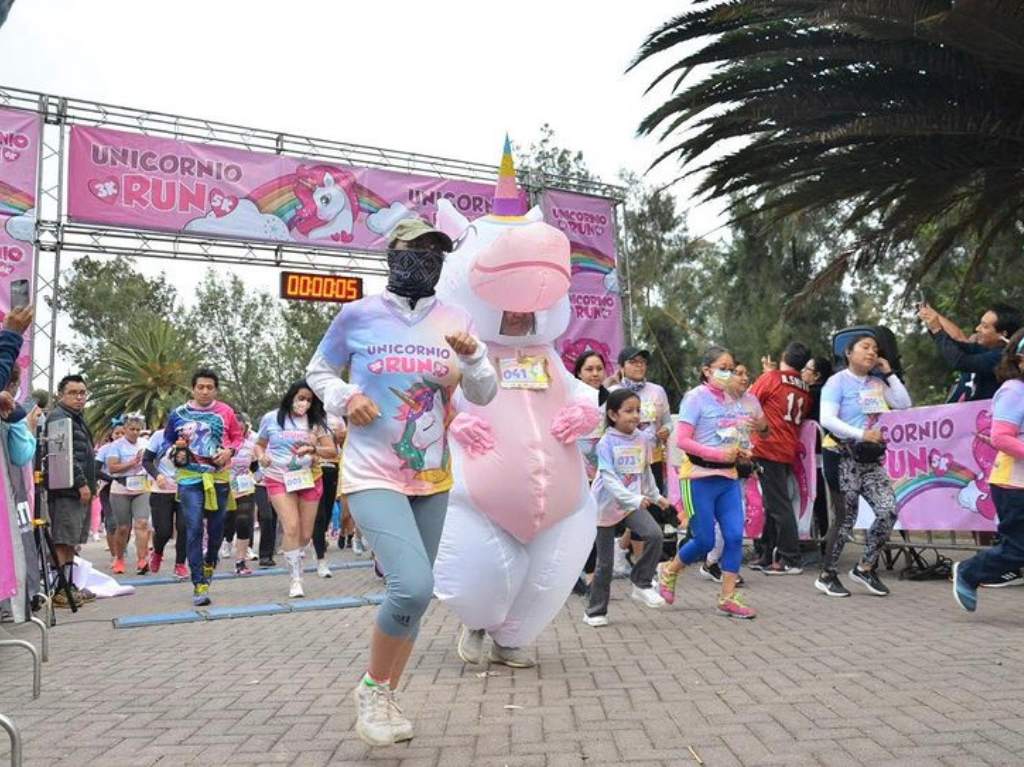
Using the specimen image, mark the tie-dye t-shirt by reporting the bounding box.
[315,294,472,496]
[162,400,244,484]
[143,432,178,493]
[677,384,760,480]
[106,436,149,495]
[990,379,1024,489]
[256,412,327,483]
[592,427,656,526]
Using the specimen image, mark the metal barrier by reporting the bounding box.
[0,714,21,767]
[0,639,39,699]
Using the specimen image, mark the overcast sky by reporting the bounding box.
[0,0,726,377]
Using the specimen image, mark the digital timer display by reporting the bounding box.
[279,271,364,304]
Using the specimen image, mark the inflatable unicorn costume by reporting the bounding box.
[432,140,600,663]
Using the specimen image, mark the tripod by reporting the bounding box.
[31,502,77,622]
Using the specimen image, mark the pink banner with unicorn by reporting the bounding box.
[68,125,525,251]
[855,399,997,531]
[0,107,41,398]
[540,190,624,372]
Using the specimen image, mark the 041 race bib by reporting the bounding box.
[613,445,645,475]
[283,468,315,492]
[498,356,550,390]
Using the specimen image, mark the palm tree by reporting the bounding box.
[86,316,199,433]
[631,1,1024,299]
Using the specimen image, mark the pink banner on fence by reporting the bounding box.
[68,125,524,251]
[0,107,41,399]
[856,399,998,532]
[540,190,624,372]
[743,421,818,539]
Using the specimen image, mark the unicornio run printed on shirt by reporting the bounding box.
[162,400,243,483]
[257,412,327,483]
[677,384,761,480]
[315,294,471,496]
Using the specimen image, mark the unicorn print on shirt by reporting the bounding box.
[390,380,450,488]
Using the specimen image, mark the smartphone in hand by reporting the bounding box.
[10,279,29,310]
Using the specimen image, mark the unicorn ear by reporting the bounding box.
[524,205,544,223]
[323,173,335,187]
[435,199,470,239]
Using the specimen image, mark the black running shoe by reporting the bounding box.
[747,559,770,572]
[814,571,850,597]
[258,557,276,569]
[848,566,890,596]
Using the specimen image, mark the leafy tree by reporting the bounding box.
[84,315,198,433]
[58,255,179,374]
[632,1,1024,296]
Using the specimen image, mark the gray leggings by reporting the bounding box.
[346,489,448,639]
[107,493,150,532]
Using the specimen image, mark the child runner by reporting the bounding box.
[953,329,1024,611]
[657,345,758,619]
[700,361,765,583]
[816,334,911,597]
[227,415,258,576]
[584,389,668,626]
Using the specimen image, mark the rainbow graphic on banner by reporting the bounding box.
[0,180,34,217]
[570,242,615,276]
[248,172,392,229]
[891,462,977,508]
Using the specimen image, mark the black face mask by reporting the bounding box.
[386,249,445,308]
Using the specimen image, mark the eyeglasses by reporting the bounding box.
[64,390,88,398]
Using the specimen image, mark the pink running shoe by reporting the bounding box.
[149,552,163,575]
[657,562,678,605]
[717,594,756,619]
[173,564,189,581]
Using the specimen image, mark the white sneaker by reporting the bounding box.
[630,584,666,608]
[389,690,414,742]
[352,536,366,556]
[352,682,396,747]
[289,578,304,598]
[582,614,609,627]
[247,547,258,561]
[613,543,630,576]
[316,560,332,579]
[218,540,232,559]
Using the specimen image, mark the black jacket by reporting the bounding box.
[930,330,1002,402]
[46,403,96,497]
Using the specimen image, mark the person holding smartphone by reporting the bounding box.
[918,301,1022,402]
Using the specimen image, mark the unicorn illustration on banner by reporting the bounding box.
[432,137,601,662]
[182,163,413,245]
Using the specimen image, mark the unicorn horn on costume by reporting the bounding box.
[492,134,526,217]
[389,386,423,413]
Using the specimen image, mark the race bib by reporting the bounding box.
[232,473,255,495]
[125,475,148,492]
[640,400,658,425]
[716,426,739,443]
[613,445,645,475]
[858,387,889,414]
[283,468,315,492]
[498,356,550,390]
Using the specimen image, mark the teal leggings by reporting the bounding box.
[346,489,448,639]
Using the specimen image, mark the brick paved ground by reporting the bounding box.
[2,538,1024,767]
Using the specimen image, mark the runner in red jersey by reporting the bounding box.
[750,342,812,573]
